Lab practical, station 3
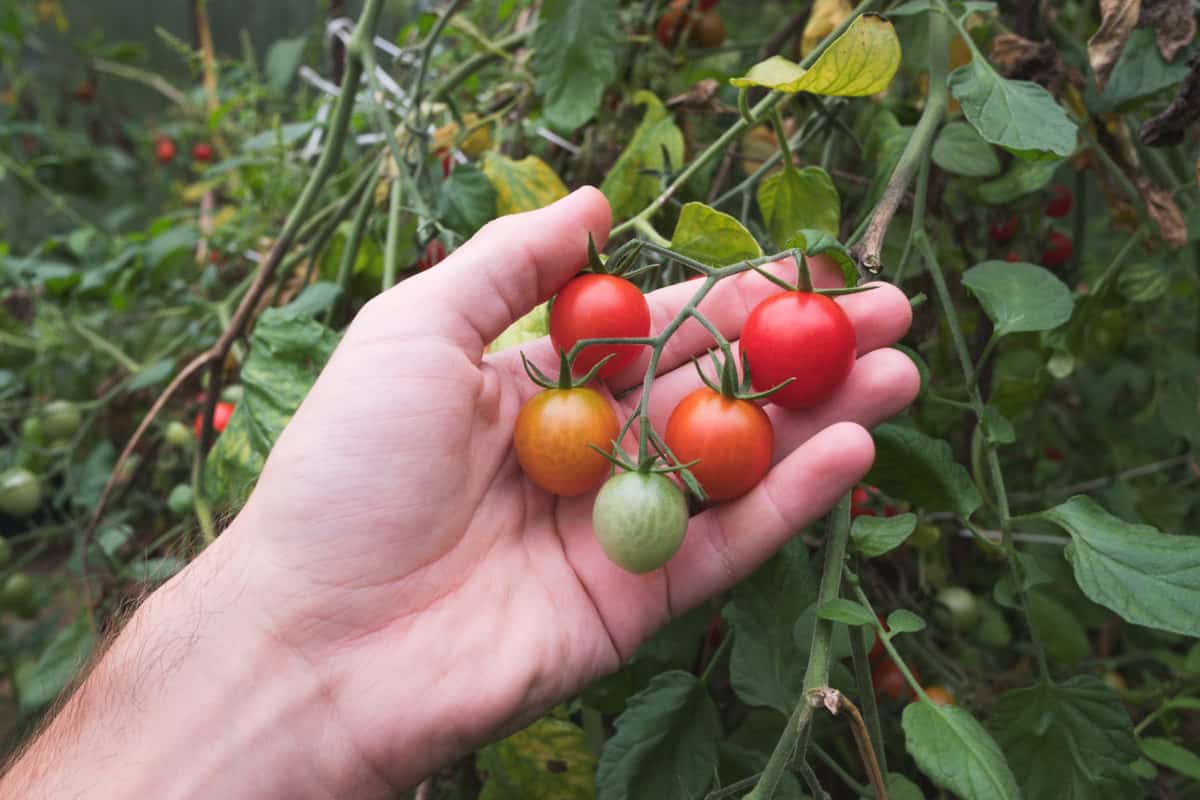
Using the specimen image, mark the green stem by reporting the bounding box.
[811,743,870,797]
[700,630,733,686]
[383,174,404,290]
[745,492,853,800]
[848,604,887,775]
[68,321,142,373]
[427,27,532,104]
[327,164,381,325]
[855,585,930,701]
[967,332,999,390]
[893,153,930,286]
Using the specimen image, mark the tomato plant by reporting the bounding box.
[664,386,772,501]
[741,291,856,409]
[549,273,650,379]
[591,471,688,574]
[513,387,619,497]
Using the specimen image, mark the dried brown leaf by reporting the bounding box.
[666,79,722,111]
[1139,53,1200,147]
[1135,176,1188,248]
[1140,0,1197,63]
[990,33,1065,93]
[1088,0,1142,89]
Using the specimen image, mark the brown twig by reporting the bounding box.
[835,693,888,800]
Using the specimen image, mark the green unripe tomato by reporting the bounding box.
[164,421,191,448]
[933,586,980,633]
[41,400,82,441]
[167,483,194,516]
[0,572,37,618]
[21,417,45,447]
[221,384,244,404]
[0,468,41,517]
[910,523,941,549]
[592,472,689,574]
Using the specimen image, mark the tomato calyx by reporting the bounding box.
[583,234,644,279]
[693,348,793,403]
[520,349,618,394]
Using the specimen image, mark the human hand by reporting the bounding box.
[222,186,918,794]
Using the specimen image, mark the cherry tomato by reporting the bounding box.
[418,239,447,271]
[165,421,192,448]
[1004,250,1021,263]
[989,216,1017,244]
[0,572,38,619]
[155,136,177,164]
[0,468,41,517]
[873,659,918,702]
[592,471,689,573]
[742,291,856,409]
[1041,231,1072,268]
[514,388,620,496]
[549,274,650,379]
[1043,446,1064,462]
[167,483,194,516]
[910,523,941,548]
[433,148,453,178]
[933,586,979,633]
[656,7,725,49]
[690,12,726,47]
[41,400,81,442]
[1045,184,1073,219]
[656,8,688,48]
[664,387,773,501]
[193,400,236,439]
[73,81,95,104]
[924,685,955,706]
[192,142,213,163]
[851,486,874,519]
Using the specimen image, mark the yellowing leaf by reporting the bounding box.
[801,0,853,57]
[732,13,900,97]
[670,203,762,268]
[600,91,685,220]
[482,153,569,215]
[478,716,596,799]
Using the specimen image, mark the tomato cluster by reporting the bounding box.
[515,265,859,574]
[655,0,726,50]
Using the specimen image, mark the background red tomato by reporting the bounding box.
[1045,184,1073,218]
[924,685,955,706]
[155,136,177,164]
[874,659,918,702]
[664,387,773,501]
[741,292,856,409]
[192,142,213,162]
[989,216,1017,243]
[549,274,650,379]
[193,400,235,439]
[1041,231,1072,267]
[514,388,619,496]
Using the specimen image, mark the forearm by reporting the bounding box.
[0,532,383,800]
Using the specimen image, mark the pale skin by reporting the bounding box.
[1,188,918,799]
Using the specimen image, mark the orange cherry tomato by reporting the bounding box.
[664,387,773,502]
[924,685,955,706]
[514,388,620,496]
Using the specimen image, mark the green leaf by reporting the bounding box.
[670,202,763,268]
[816,598,875,626]
[962,261,1074,336]
[724,539,816,714]
[1117,261,1170,304]
[14,612,94,714]
[981,406,1016,445]
[482,153,569,215]
[264,35,307,94]
[784,229,857,286]
[1027,590,1090,665]
[600,92,685,221]
[1098,29,1193,112]
[124,358,175,393]
[478,715,596,799]
[866,424,982,518]
[488,302,549,353]
[1185,641,1200,675]
[757,166,840,247]
[595,671,720,800]
[283,281,341,317]
[950,59,1077,159]
[887,609,927,635]
[990,676,1143,800]
[794,602,860,663]
[1139,737,1200,781]
[205,309,339,509]
[885,772,926,800]
[903,702,1020,800]
[977,157,1063,204]
[531,0,619,132]
[932,121,1001,177]
[1036,495,1200,637]
[438,164,498,236]
[731,14,901,97]
[851,512,918,557]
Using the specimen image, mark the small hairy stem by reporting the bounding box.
[383,174,404,290]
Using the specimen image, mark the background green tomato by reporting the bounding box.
[910,523,941,548]
[0,468,41,517]
[167,483,194,515]
[592,472,689,574]
[164,421,192,448]
[41,399,82,441]
[20,417,45,447]
[0,572,38,619]
[933,586,980,633]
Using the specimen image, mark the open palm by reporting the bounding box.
[228,187,918,793]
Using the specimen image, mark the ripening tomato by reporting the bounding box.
[1041,231,1072,268]
[193,401,235,439]
[873,659,918,702]
[689,11,726,47]
[851,486,874,519]
[155,136,177,164]
[924,685,955,706]
[592,471,689,573]
[192,142,213,162]
[656,7,725,49]
[664,387,773,501]
[989,216,1017,244]
[741,291,856,409]
[418,239,446,271]
[549,274,650,379]
[514,388,620,496]
[1045,184,1073,218]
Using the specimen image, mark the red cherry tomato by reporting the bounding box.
[73,82,95,104]
[549,274,651,379]
[924,685,955,706]
[873,659,918,702]
[989,216,1017,244]
[193,401,235,439]
[155,136,177,164]
[656,8,688,48]
[656,7,724,48]
[851,485,874,519]
[741,292,856,409]
[192,142,213,163]
[418,239,447,271]
[514,388,620,496]
[433,148,453,178]
[1004,250,1021,263]
[1043,446,1064,462]
[1045,184,1073,219]
[1041,231,1072,268]
[664,387,773,501]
